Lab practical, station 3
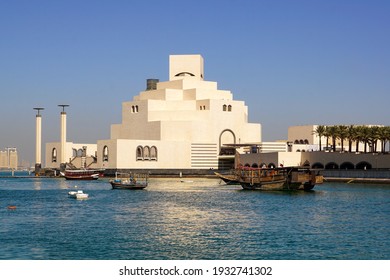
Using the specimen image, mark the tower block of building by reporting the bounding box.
[97,55,261,172]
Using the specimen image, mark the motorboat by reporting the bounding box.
[110,172,148,190]
[68,190,89,199]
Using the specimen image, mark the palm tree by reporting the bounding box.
[368,126,381,153]
[326,126,339,152]
[312,125,326,151]
[384,126,390,152]
[323,126,331,150]
[361,126,370,153]
[382,126,390,153]
[337,125,349,152]
[354,125,365,153]
[346,125,355,152]
[377,126,390,153]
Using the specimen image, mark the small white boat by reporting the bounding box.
[68,190,89,199]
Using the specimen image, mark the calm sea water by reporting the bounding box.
[1,173,389,260]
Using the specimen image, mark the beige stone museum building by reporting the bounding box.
[45,55,262,173]
[97,55,261,172]
[43,56,390,174]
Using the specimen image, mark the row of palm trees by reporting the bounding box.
[313,125,390,153]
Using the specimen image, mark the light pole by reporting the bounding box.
[58,105,69,171]
[33,107,44,175]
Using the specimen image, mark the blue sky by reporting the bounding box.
[1,0,389,165]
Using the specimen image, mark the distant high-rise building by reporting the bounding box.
[0,147,18,169]
[0,151,7,168]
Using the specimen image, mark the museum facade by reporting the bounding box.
[95,55,262,173]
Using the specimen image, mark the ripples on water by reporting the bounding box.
[0,176,389,260]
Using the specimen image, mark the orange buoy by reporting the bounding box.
[7,205,17,210]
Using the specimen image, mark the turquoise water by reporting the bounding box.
[1,175,389,260]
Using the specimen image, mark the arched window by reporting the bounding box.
[228,105,232,112]
[175,72,195,77]
[77,149,83,157]
[223,104,227,111]
[143,146,150,160]
[72,148,77,158]
[136,146,143,160]
[103,146,109,162]
[312,162,324,169]
[52,148,57,163]
[131,105,139,113]
[150,146,157,160]
[251,163,258,168]
[304,139,309,144]
[340,162,354,169]
[325,162,339,169]
[300,139,304,144]
[294,140,299,144]
[356,161,372,170]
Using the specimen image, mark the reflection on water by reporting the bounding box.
[0,177,389,260]
[33,180,42,190]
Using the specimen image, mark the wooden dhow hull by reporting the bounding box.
[214,172,240,185]
[61,170,101,180]
[240,178,288,190]
[110,172,148,190]
[236,166,319,191]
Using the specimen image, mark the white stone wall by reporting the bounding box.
[288,125,319,145]
[238,152,309,168]
[97,139,192,169]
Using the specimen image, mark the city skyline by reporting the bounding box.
[1,0,389,165]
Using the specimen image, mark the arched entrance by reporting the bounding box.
[219,129,236,154]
